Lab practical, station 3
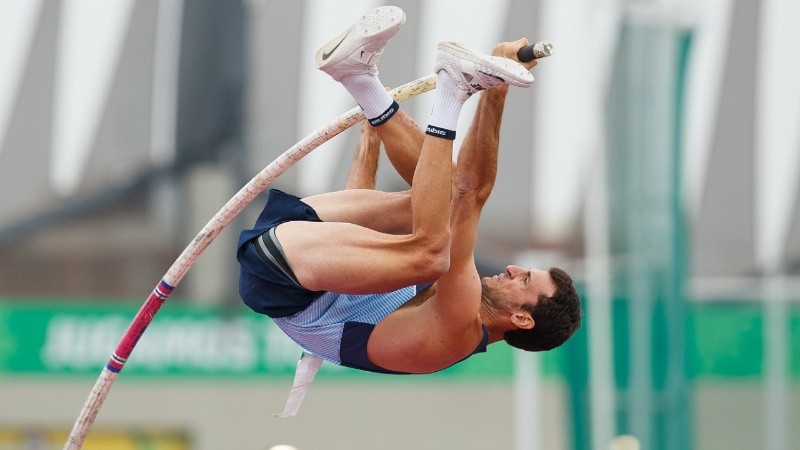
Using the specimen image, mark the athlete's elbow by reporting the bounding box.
[455,183,493,207]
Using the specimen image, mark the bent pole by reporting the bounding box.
[62,75,437,450]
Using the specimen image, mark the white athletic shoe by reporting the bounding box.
[315,6,406,81]
[435,42,535,102]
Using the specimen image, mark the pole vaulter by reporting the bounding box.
[63,42,552,450]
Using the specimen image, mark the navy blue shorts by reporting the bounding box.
[237,189,323,318]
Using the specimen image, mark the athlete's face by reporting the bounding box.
[480,265,556,310]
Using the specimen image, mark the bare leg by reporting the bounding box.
[273,10,532,294]
[281,30,458,294]
[345,120,382,190]
[281,99,456,293]
[303,189,411,235]
[374,109,424,186]
[282,127,454,293]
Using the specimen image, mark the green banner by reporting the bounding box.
[0,301,514,378]
[1,299,798,379]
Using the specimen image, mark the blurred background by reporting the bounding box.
[0,0,798,449]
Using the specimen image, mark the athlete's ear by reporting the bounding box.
[511,311,534,330]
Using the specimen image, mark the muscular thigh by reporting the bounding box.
[275,220,423,294]
[301,189,411,234]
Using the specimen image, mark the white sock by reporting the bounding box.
[340,73,395,121]
[425,71,464,140]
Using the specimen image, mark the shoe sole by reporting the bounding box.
[438,42,534,88]
[315,6,406,71]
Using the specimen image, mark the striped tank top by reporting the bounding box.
[273,285,489,374]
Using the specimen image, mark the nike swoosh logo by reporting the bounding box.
[321,32,350,60]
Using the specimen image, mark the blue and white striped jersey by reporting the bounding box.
[273,285,417,365]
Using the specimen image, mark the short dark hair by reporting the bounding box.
[504,267,582,352]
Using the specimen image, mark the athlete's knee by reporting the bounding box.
[412,252,449,281]
[409,233,451,280]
